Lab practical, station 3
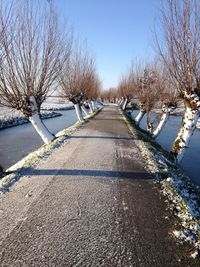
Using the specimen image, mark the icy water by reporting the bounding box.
[0,110,77,170]
[131,110,200,186]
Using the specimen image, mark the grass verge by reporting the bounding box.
[121,108,200,258]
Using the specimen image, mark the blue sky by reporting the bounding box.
[55,0,160,89]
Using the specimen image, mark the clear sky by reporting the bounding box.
[55,0,160,89]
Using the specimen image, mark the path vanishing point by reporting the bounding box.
[0,106,197,266]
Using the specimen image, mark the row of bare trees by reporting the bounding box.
[103,0,200,164]
[0,0,101,144]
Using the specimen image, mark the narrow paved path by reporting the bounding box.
[0,106,196,266]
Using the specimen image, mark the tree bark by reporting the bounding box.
[152,104,175,138]
[74,103,84,122]
[171,97,199,163]
[134,103,146,125]
[29,113,55,144]
[81,105,89,116]
[134,110,146,125]
[122,98,128,110]
[152,112,169,138]
[28,96,54,144]
[91,100,96,111]
[88,100,94,113]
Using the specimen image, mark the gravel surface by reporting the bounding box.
[0,106,197,266]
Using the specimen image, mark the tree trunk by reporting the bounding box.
[29,112,55,144]
[81,105,89,116]
[91,100,96,111]
[122,98,128,110]
[152,104,175,138]
[134,103,146,125]
[88,100,94,113]
[152,112,169,138]
[74,103,84,122]
[28,96,54,144]
[134,110,146,125]
[146,111,153,133]
[171,98,199,163]
[118,98,123,106]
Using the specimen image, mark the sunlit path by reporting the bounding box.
[0,106,195,266]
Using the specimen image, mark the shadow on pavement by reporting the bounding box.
[67,135,135,141]
[24,168,153,180]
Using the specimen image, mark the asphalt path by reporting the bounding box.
[0,106,197,266]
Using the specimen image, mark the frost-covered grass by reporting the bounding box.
[122,109,200,258]
[41,102,74,111]
[0,109,61,130]
[0,107,103,192]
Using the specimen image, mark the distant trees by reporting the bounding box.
[111,59,178,138]
[0,0,70,144]
[118,73,133,110]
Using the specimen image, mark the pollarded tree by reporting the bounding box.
[118,73,134,110]
[104,88,118,103]
[0,0,69,144]
[84,71,101,113]
[140,67,160,133]
[156,0,200,162]
[59,48,98,121]
[151,67,178,138]
[130,63,152,126]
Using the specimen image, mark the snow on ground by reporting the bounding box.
[0,99,75,129]
[41,102,74,111]
[123,110,200,258]
[0,105,62,130]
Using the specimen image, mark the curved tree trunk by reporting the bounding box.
[171,94,200,163]
[29,113,55,144]
[134,103,146,125]
[81,105,89,116]
[122,98,128,110]
[134,110,146,125]
[28,96,54,144]
[152,104,175,139]
[152,112,169,138]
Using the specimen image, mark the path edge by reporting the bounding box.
[120,107,200,259]
[0,107,103,192]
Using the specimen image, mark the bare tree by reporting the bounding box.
[156,0,200,162]
[59,47,99,121]
[118,72,134,110]
[151,66,178,138]
[101,87,118,104]
[0,0,69,144]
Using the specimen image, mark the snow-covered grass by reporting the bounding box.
[122,109,200,258]
[0,109,61,130]
[41,102,74,111]
[0,107,103,192]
